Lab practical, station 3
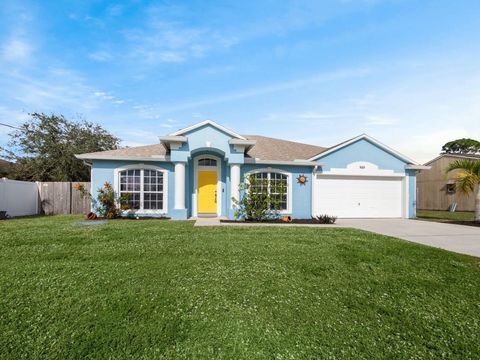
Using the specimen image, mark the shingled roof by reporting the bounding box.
[76,135,327,162]
[76,144,167,159]
[244,135,326,161]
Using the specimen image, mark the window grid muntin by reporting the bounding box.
[251,172,288,211]
[119,169,165,211]
[198,158,217,167]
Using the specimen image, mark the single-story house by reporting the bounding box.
[417,153,480,211]
[76,120,427,220]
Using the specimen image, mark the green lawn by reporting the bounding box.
[1,216,479,359]
[417,209,475,222]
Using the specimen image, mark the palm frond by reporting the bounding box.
[445,159,480,195]
[445,159,480,175]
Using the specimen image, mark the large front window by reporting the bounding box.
[250,171,288,211]
[119,169,165,211]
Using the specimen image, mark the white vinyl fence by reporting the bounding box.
[0,178,39,217]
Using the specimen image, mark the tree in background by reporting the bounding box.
[441,138,480,154]
[446,159,480,222]
[1,113,120,181]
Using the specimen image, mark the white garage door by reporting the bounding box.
[314,175,404,218]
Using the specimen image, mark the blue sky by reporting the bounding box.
[1,0,480,162]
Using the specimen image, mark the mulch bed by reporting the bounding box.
[220,219,334,225]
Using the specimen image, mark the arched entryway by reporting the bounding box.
[193,154,222,217]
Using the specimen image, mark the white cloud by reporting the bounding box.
[88,51,112,62]
[150,67,371,113]
[2,38,33,62]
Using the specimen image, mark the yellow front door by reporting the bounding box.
[198,171,217,214]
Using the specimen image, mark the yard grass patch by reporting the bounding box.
[1,216,479,359]
[417,209,475,222]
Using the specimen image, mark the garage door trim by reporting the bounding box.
[312,173,408,218]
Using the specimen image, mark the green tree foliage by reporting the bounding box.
[232,174,286,221]
[1,113,120,181]
[446,159,480,222]
[441,138,480,154]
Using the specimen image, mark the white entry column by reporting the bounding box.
[174,162,186,209]
[230,164,241,207]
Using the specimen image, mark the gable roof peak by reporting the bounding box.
[308,133,420,165]
[168,119,246,140]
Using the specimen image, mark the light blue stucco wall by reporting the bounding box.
[186,150,229,218]
[90,160,179,218]
[317,139,406,173]
[171,124,244,164]
[315,138,418,218]
[240,164,314,219]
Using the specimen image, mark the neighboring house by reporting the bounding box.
[417,154,480,211]
[0,159,11,177]
[76,120,426,220]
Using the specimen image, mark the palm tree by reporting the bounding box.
[446,159,480,222]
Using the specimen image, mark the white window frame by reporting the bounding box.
[114,164,169,214]
[245,168,292,214]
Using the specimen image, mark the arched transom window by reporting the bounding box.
[250,171,289,211]
[198,158,217,167]
[119,168,165,211]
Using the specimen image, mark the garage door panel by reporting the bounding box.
[315,176,403,218]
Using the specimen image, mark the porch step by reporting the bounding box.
[194,217,222,227]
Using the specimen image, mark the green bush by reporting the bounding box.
[232,174,286,221]
[75,182,130,219]
[312,214,337,224]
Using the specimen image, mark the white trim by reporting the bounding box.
[174,162,186,210]
[319,161,404,177]
[308,134,420,165]
[113,163,169,215]
[405,165,431,170]
[230,164,241,208]
[244,167,292,214]
[193,154,222,217]
[313,173,406,218]
[404,174,409,218]
[244,158,318,166]
[158,135,187,142]
[169,119,246,140]
[75,155,171,162]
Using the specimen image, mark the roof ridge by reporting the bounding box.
[243,134,326,149]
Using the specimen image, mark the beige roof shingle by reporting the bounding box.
[244,135,326,161]
[76,135,327,161]
[77,144,167,159]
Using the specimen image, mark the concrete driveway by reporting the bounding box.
[338,219,480,257]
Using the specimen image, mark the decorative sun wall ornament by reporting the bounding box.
[297,174,308,185]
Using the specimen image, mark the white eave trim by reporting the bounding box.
[75,154,171,162]
[228,139,256,146]
[405,164,431,170]
[169,119,246,140]
[244,158,318,166]
[158,135,187,142]
[308,134,420,165]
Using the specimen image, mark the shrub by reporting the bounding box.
[232,174,286,221]
[312,214,337,224]
[75,182,130,219]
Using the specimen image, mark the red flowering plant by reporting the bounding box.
[75,182,131,219]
